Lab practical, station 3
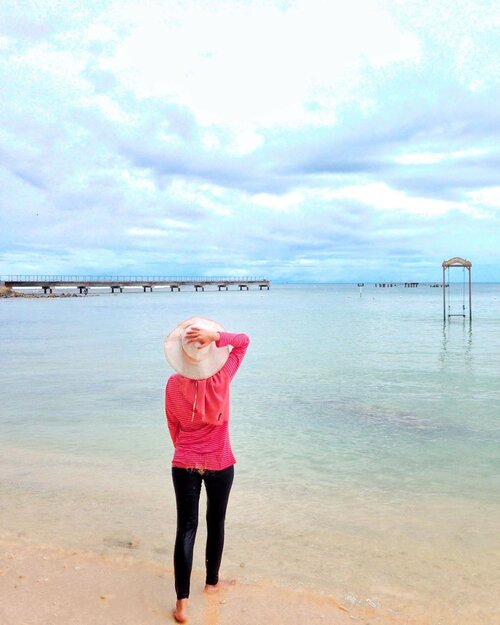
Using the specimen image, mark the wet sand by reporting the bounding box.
[0,536,431,625]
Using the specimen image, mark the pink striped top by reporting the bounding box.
[165,332,250,470]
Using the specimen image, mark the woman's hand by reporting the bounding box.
[185,326,220,349]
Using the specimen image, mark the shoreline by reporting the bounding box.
[1,443,500,625]
[0,535,430,625]
[0,286,82,299]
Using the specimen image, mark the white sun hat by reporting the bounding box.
[163,317,230,380]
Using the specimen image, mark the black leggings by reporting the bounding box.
[172,465,234,600]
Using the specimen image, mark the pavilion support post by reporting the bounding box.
[442,266,446,322]
[468,268,472,323]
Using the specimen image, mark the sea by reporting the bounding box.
[1,283,499,624]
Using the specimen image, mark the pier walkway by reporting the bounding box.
[3,275,271,294]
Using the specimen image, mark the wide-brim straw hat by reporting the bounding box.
[163,317,230,380]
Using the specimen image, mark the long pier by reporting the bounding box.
[3,275,271,294]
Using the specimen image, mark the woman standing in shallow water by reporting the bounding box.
[164,317,250,623]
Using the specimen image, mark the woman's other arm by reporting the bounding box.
[216,332,250,380]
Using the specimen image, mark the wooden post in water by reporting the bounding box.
[469,266,472,322]
[442,265,446,322]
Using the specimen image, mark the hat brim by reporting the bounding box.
[163,317,230,380]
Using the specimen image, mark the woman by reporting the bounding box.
[164,317,250,623]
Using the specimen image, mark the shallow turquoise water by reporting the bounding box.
[1,283,499,619]
[2,284,499,498]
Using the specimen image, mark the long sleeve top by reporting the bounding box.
[165,332,250,470]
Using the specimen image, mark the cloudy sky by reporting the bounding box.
[1,0,499,282]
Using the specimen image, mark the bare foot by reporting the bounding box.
[204,579,236,594]
[173,598,188,623]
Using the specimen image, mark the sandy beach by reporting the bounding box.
[0,535,433,625]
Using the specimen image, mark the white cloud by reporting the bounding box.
[159,218,194,231]
[167,180,233,217]
[127,227,166,237]
[94,0,422,128]
[467,187,500,211]
[321,183,456,217]
[252,191,304,212]
[394,148,491,165]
